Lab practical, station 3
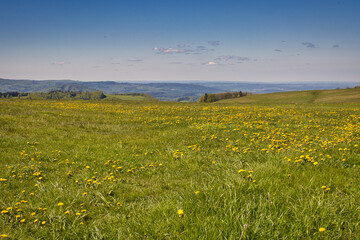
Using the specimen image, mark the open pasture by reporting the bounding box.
[0,99,359,239]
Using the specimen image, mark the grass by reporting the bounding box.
[0,99,359,239]
[218,87,360,104]
[104,93,158,101]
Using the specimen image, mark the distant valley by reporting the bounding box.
[0,78,359,101]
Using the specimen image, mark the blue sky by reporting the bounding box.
[1,0,359,82]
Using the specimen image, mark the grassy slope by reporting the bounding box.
[0,99,359,239]
[218,87,360,104]
[105,93,158,101]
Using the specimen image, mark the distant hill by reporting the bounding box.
[0,78,224,101]
[1,78,359,102]
[216,87,360,104]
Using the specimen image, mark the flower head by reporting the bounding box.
[177,209,184,217]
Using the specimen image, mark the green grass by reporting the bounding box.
[104,93,158,101]
[0,99,359,239]
[218,87,360,104]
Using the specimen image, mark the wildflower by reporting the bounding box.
[64,210,70,214]
[34,219,38,223]
[321,186,327,189]
[1,210,9,214]
[238,169,246,173]
[57,202,64,206]
[41,221,46,225]
[177,209,184,217]
[20,219,26,223]
[83,192,87,196]
[0,178,7,182]
[195,191,200,194]
[0,234,8,238]
[319,228,326,232]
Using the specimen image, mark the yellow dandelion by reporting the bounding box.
[319,227,326,232]
[64,210,70,214]
[41,221,46,225]
[0,234,8,238]
[195,191,200,194]
[20,219,26,223]
[177,209,184,217]
[57,202,64,206]
[238,169,246,173]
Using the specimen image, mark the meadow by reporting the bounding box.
[0,99,359,239]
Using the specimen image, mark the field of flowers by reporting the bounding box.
[1,99,359,239]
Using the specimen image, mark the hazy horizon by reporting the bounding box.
[1,0,359,83]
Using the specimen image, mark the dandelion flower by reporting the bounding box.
[57,202,64,206]
[177,209,184,217]
[319,228,326,232]
[195,191,200,194]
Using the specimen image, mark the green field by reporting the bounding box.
[1,98,359,239]
[218,87,360,104]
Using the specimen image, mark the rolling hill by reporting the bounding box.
[217,87,360,104]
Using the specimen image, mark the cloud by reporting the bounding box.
[52,61,70,66]
[274,49,282,52]
[153,47,186,54]
[215,55,250,63]
[203,55,251,66]
[111,62,121,65]
[170,62,183,64]
[208,41,220,46]
[332,44,340,48]
[302,42,317,48]
[153,44,211,55]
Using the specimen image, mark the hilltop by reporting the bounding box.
[216,87,360,104]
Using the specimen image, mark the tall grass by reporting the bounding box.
[0,99,359,239]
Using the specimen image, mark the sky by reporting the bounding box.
[0,0,359,82]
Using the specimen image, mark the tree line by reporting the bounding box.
[198,91,249,102]
[0,91,106,100]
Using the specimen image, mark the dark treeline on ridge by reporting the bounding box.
[0,91,106,100]
[199,91,249,102]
